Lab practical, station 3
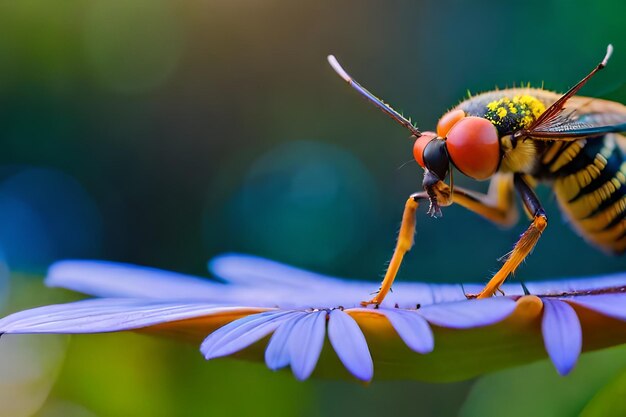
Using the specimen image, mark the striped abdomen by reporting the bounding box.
[543,134,626,253]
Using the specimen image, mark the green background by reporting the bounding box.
[0,0,625,415]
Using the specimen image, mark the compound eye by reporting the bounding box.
[437,109,465,137]
[445,117,500,180]
[413,131,437,168]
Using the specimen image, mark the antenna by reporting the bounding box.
[327,55,421,137]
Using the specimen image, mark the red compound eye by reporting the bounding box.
[413,131,437,168]
[437,109,465,137]
[446,117,500,180]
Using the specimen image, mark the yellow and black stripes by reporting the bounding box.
[546,140,589,174]
[454,88,626,254]
[549,134,626,253]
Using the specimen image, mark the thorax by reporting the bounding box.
[454,88,559,176]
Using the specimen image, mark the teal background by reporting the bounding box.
[0,0,625,416]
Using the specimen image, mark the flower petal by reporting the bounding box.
[375,309,433,354]
[201,310,294,359]
[47,261,221,299]
[287,310,327,380]
[417,298,517,328]
[526,272,626,296]
[0,299,248,334]
[210,254,472,308]
[264,312,306,370]
[542,298,582,376]
[567,294,626,321]
[327,309,373,381]
[209,254,339,289]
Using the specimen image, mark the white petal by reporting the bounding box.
[264,312,306,370]
[0,299,249,334]
[376,309,433,354]
[201,311,294,359]
[327,309,373,381]
[47,261,221,299]
[541,298,582,376]
[287,311,327,380]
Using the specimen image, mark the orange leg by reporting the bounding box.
[361,194,425,306]
[474,214,547,298]
[474,174,548,298]
[361,174,518,306]
[452,174,518,227]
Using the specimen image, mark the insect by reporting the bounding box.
[328,45,626,306]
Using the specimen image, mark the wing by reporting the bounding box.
[524,110,626,140]
[519,45,625,141]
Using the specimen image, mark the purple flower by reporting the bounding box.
[1,254,626,382]
[518,280,626,376]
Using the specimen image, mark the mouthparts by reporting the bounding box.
[422,170,452,218]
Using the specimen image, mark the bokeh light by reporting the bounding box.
[220,140,378,268]
[0,168,102,272]
[0,335,67,417]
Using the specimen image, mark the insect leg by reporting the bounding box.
[361,175,515,306]
[474,174,548,299]
[451,173,518,227]
[361,192,428,306]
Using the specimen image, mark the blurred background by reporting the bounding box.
[0,0,625,415]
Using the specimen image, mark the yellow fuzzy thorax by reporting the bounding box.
[484,95,546,130]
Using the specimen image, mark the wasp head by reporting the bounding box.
[414,134,452,217]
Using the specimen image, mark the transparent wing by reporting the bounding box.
[526,111,626,140]
[521,45,622,141]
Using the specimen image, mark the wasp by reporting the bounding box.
[328,45,626,306]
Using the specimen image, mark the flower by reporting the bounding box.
[1,254,626,382]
